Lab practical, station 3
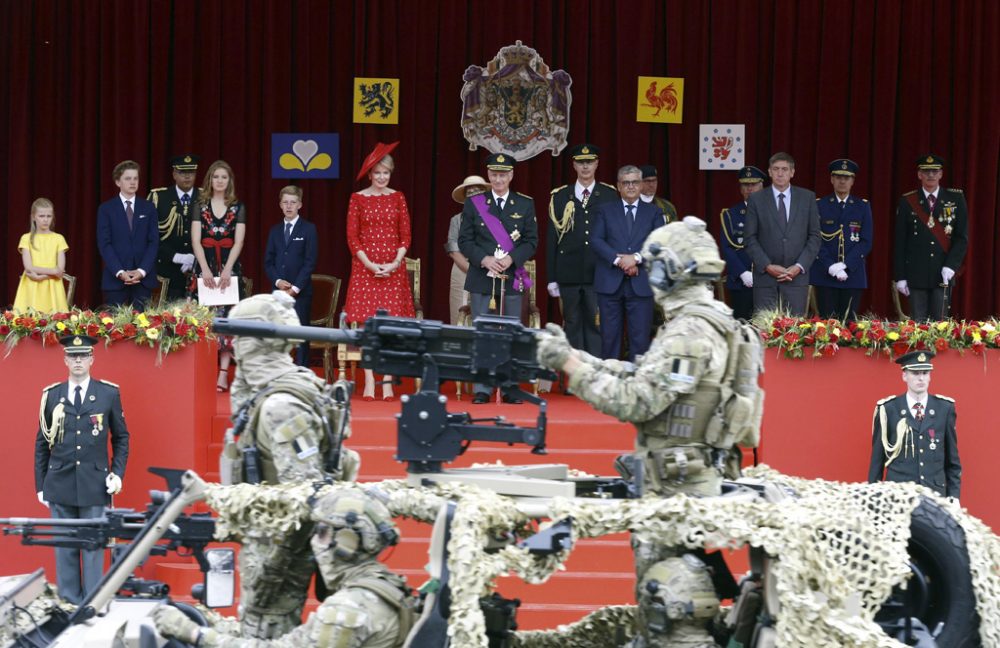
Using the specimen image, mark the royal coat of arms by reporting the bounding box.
[460,41,572,160]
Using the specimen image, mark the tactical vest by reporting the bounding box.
[352,571,417,645]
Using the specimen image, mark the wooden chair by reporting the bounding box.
[338,258,422,380]
[62,274,77,308]
[308,274,342,383]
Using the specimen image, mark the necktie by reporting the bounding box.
[284,222,292,245]
[840,200,846,210]
[913,402,924,421]
[927,194,937,213]
[777,193,788,222]
[626,204,635,235]
[496,196,504,212]
[74,385,82,408]
[125,200,134,230]
[581,188,590,206]
[181,193,190,211]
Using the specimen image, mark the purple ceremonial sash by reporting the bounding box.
[470,194,532,291]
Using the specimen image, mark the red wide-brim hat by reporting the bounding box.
[355,141,400,182]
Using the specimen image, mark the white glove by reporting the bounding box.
[105,473,122,495]
[836,271,848,282]
[546,282,560,298]
[828,262,846,277]
[941,267,955,285]
[173,253,196,273]
[895,280,910,296]
[37,491,48,507]
[739,271,753,288]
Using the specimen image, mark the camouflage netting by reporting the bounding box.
[204,466,1000,648]
[0,582,76,646]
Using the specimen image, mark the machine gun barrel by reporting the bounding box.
[213,318,361,344]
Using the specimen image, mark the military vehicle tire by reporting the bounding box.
[877,497,980,647]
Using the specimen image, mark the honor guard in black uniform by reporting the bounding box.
[458,152,538,403]
[546,143,617,356]
[148,154,200,300]
[34,335,130,603]
[638,165,678,224]
[893,154,969,321]
[719,165,766,320]
[868,350,961,499]
[810,159,873,320]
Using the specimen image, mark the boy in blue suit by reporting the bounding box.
[96,160,159,307]
[264,185,318,365]
[590,165,663,361]
[809,159,873,320]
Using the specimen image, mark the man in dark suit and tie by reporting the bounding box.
[590,165,663,361]
[893,154,969,321]
[743,152,821,316]
[35,335,130,604]
[265,185,318,365]
[459,152,538,403]
[148,154,200,301]
[97,160,160,307]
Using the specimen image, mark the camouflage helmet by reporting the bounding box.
[228,291,301,355]
[638,555,720,633]
[310,488,400,563]
[642,216,724,294]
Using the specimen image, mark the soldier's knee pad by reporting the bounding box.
[637,554,719,636]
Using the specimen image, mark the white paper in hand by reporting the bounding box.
[197,278,240,306]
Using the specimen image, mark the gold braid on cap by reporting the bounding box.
[549,198,575,243]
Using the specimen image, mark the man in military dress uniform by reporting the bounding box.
[639,165,679,224]
[868,351,961,499]
[148,154,200,301]
[155,487,414,647]
[34,335,129,604]
[458,152,538,404]
[893,154,969,321]
[546,143,617,357]
[809,159,873,320]
[538,217,758,647]
[719,165,766,320]
[224,292,360,638]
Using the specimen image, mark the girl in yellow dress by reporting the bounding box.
[13,198,69,313]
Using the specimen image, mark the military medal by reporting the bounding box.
[89,395,96,401]
[90,414,104,436]
[511,229,521,242]
[928,429,937,451]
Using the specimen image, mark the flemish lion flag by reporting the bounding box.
[636,76,684,124]
[353,77,399,124]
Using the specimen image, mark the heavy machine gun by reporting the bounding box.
[213,313,558,476]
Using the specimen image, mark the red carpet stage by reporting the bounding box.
[1,340,996,628]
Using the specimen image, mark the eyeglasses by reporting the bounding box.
[619,180,641,187]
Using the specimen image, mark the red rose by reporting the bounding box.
[821,344,837,357]
[163,312,177,325]
[918,324,929,331]
[870,329,886,341]
[123,323,137,336]
[30,331,41,340]
[0,325,9,335]
[148,315,163,327]
[110,330,125,341]
[840,329,853,341]
[972,341,986,355]
[37,319,48,327]
[51,312,69,321]
[176,323,191,336]
[934,338,949,351]
[3,311,14,319]
[99,311,111,319]
[86,323,100,336]
[803,335,815,346]
[82,310,93,318]
[105,322,113,330]
[892,341,909,356]
[783,332,800,344]
[44,331,59,345]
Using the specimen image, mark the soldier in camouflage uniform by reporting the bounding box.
[538,217,738,647]
[224,292,361,639]
[154,487,413,647]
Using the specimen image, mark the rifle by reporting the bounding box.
[213,313,558,475]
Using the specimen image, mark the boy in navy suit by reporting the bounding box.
[96,160,159,307]
[264,185,318,365]
[590,165,663,361]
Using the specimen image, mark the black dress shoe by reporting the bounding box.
[472,392,491,404]
[501,394,523,405]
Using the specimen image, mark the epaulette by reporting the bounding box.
[903,190,918,196]
[600,182,618,191]
[99,379,120,389]
[550,185,567,195]
[934,394,955,402]
[149,187,168,193]
[816,197,821,201]
[862,198,869,202]
[947,188,964,193]
[42,381,62,393]
[514,191,534,200]
[875,395,896,406]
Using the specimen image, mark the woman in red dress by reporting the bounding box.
[343,141,414,401]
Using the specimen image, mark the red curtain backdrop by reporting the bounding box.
[2,0,998,320]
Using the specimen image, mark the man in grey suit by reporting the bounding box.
[743,152,821,316]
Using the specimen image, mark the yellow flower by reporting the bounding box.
[972,332,982,343]
[856,321,869,330]
[173,307,181,318]
[56,322,66,331]
[145,328,160,340]
[936,321,949,331]
[887,332,900,341]
[137,313,150,328]
[799,323,812,330]
[190,317,199,326]
[101,316,113,325]
[833,328,841,337]
[815,321,826,329]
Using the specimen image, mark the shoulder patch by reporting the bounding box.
[42,381,62,393]
[934,394,955,402]
[903,190,917,196]
[600,182,618,191]
[875,394,896,406]
[99,379,120,389]
[514,191,534,200]
[550,185,567,194]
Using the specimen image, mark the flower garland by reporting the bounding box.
[0,301,214,362]
[752,309,1000,359]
